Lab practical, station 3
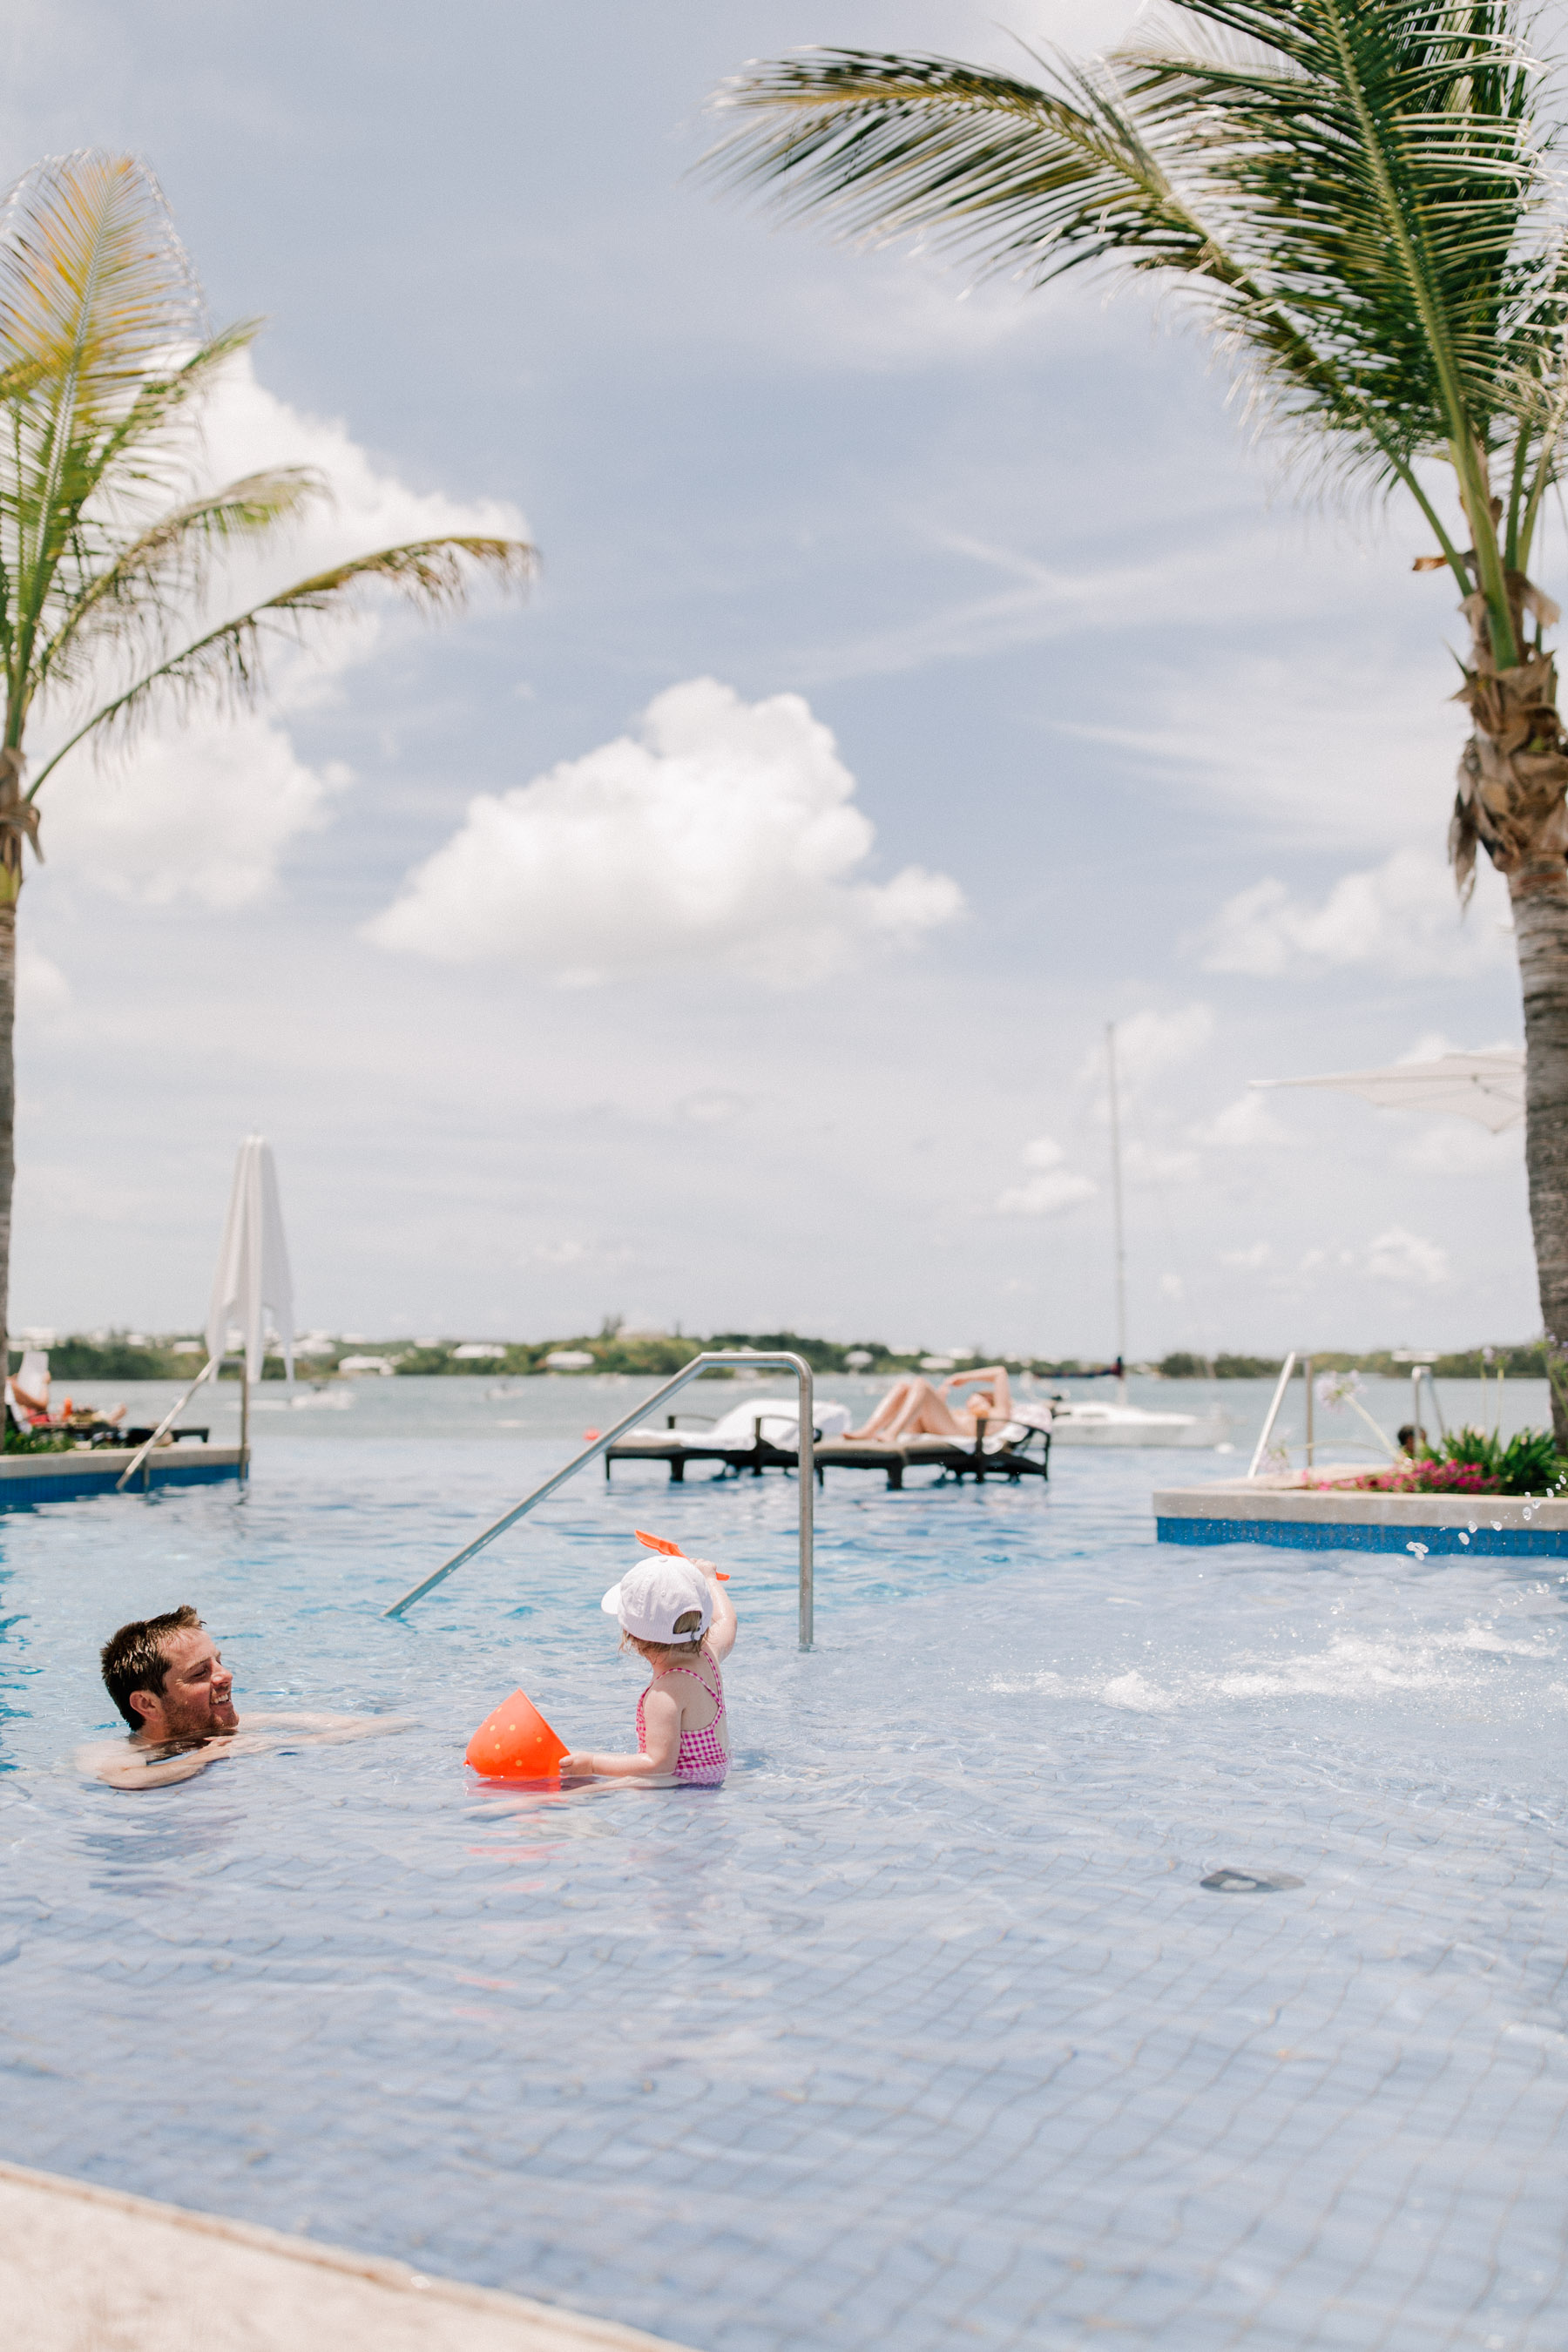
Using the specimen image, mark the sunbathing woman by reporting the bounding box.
[845,1365,1023,1443]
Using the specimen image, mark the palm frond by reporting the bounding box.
[703,46,1429,494]
[707,13,1565,646]
[31,467,325,694]
[0,150,206,409]
[0,152,233,707]
[88,320,264,485]
[28,531,537,794]
[705,49,1220,283]
[1117,2,1558,449]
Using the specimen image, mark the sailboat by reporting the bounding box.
[1042,1025,1229,1449]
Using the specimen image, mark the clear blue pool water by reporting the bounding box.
[3,1377,1566,2350]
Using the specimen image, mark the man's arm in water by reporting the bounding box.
[78,1713,410,1790]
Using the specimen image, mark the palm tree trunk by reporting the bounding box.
[1512,879,1568,1443]
[0,896,16,1447]
[1450,581,1568,1442]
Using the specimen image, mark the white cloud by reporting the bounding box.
[677,1092,748,1127]
[1124,1138,1201,1185]
[1159,1272,1185,1301]
[44,716,349,909]
[1120,1004,1216,1081]
[364,677,964,985]
[1191,1093,1289,1150]
[1401,1121,1522,1178]
[1399,1029,1461,1063]
[192,351,526,624]
[30,352,527,909]
[1220,1240,1273,1270]
[1089,1004,1214,1092]
[997,1134,1097,1216]
[1366,1227,1450,1286]
[1059,631,1479,855]
[1193,849,1510,980]
[17,944,70,1018]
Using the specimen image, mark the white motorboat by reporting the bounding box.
[1044,1395,1229,1448]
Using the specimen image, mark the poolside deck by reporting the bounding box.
[1155,1475,1568,1553]
[0,1440,242,1505]
[0,2159,696,2352]
[606,1429,1050,1489]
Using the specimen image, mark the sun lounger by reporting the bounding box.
[607,1414,1050,1489]
[836,1419,1051,1488]
[606,1411,825,1483]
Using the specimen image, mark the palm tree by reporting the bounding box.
[0,150,533,1418]
[706,2,1568,1430]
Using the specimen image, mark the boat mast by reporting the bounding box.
[1106,1022,1128,1404]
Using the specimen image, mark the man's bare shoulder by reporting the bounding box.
[77,1713,410,1789]
[76,1734,233,1789]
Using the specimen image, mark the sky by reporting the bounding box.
[0,0,1542,1358]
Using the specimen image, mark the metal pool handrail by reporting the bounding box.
[382,1351,817,1645]
[1247,1353,1297,1478]
[114,1352,247,1490]
[1247,1351,1402,1478]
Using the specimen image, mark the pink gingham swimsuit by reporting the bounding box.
[636,1653,729,1786]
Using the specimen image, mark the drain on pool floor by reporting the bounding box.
[1201,1868,1305,1893]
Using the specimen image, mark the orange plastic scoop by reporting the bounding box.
[465,1687,568,1780]
[634,1529,728,1579]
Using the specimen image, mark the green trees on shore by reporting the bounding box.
[30,1330,1552,1382]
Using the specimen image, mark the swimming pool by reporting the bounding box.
[3,1385,1565,2349]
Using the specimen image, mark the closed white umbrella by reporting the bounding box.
[1252,1047,1524,1133]
[118,1137,295,1490]
[206,1136,295,1382]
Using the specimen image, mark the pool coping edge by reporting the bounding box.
[0,2156,696,2351]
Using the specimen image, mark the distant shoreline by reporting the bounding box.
[6,1332,1551,1385]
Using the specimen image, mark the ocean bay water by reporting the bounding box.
[2,1377,1565,2349]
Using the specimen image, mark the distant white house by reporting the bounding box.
[544,1348,596,1371]
[451,1342,509,1360]
[338,1354,397,1377]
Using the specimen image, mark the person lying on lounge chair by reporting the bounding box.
[844,1366,1023,1443]
[6,1348,51,1426]
[4,1348,125,1436]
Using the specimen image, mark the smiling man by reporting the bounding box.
[83,1605,404,1790]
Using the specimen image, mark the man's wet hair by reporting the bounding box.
[100,1605,202,1727]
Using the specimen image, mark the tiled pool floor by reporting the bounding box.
[2,1427,1565,2349]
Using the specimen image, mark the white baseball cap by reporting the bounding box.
[601,1555,711,1643]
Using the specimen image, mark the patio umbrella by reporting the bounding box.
[1252,1048,1524,1132]
[206,1135,295,1382]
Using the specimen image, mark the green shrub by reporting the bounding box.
[1424,1424,1568,1495]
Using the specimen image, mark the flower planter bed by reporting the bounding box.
[1153,1474,1568,1555]
[0,1443,243,1507]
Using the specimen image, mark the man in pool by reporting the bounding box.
[81,1605,405,1790]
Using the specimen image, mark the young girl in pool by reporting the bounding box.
[558,1551,734,1786]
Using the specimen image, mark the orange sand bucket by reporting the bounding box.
[465,1687,568,1779]
[635,1528,728,1579]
